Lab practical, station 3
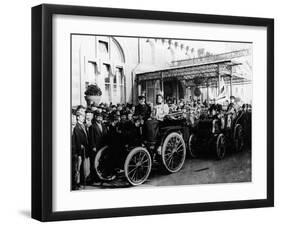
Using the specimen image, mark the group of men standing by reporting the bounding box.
[208,95,238,118]
[71,94,155,190]
[72,107,108,190]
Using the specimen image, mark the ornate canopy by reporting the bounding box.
[136,60,246,85]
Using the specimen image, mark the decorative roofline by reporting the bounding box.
[171,48,251,67]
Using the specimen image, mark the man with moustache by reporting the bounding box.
[88,111,108,184]
[72,110,88,188]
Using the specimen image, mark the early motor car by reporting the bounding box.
[188,107,251,160]
[94,112,189,186]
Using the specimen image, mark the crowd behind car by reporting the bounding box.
[71,95,250,189]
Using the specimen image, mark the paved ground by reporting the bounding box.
[80,149,251,190]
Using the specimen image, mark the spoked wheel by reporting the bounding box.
[124,147,152,186]
[234,124,244,152]
[162,132,186,173]
[216,134,226,160]
[94,146,116,181]
[188,134,198,158]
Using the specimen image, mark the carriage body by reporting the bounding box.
[188,118,226,159]
[223,109,252,150]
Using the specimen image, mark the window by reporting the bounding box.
[89,62,98,84]
[97,38,126,104]
[102,64,111,103]
[117,68,125,103]
[98,41,109,60]
[141,82,146,96]
[146,80,155,104]
[146,80,161,105]
[112,67,125,104]
[112,70,118,104]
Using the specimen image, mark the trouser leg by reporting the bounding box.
[88,151,98,183]
[71,155,79,190]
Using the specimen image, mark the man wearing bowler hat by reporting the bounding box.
[72,110,88,188]
[88,110,108,184]
[134,95,151,121]
[227,95,238,114]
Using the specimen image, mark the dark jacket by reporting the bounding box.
[226,103,237,113]
[88,121,108,151]
[127,125,143,146]
[118,120,142,146]
[73,122,89,157]
[134,103,151,120]
[208,104,222,114]
[72,133,76,156]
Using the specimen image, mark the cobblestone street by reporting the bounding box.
[81,149,251,190]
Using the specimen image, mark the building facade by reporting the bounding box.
[137,48,253,105]
[71,35,252,107]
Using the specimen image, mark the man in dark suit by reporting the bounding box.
[71,109,78,190]
[88,111,108,183]
[226,96,238,114]
[85,110,93,133]
[89,111,108,152]
[134,95,151,121]
[72,110,89,188]
[208,98,222,118]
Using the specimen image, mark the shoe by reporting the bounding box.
[105,175,116,180]
[115,169,124,174]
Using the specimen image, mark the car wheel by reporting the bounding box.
[162,132,186,173]
[94,146,116,181]
[216,134,226,160]
[188,134,198,158]
[124,147,152,186]
[234,124,244,152]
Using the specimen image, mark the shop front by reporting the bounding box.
[136,59,250,105]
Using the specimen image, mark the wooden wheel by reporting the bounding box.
[94,146,115,181]
[216,134,226,160]
[188,134,198,158]
[162,132,186,173]
[124,147,152,186]
[234,124,244,152]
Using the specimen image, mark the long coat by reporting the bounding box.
[88,121,108,151]
[134,103,151,120]
[73,122,89,157]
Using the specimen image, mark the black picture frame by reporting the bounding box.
[31,3,274,222]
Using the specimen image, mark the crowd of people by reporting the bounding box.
[71,93,247,189]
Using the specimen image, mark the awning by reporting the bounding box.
[137,60,234,82]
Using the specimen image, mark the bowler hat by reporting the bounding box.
[138,95,145,100]
[94,110,102,117]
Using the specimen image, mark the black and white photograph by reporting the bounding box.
[71,35,252,190]
[29,3,274,222]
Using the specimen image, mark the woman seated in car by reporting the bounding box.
[153,92,169,121]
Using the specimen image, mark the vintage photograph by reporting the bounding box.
[71,34,252,190]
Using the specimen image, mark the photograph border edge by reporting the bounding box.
[31,3,274,222]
